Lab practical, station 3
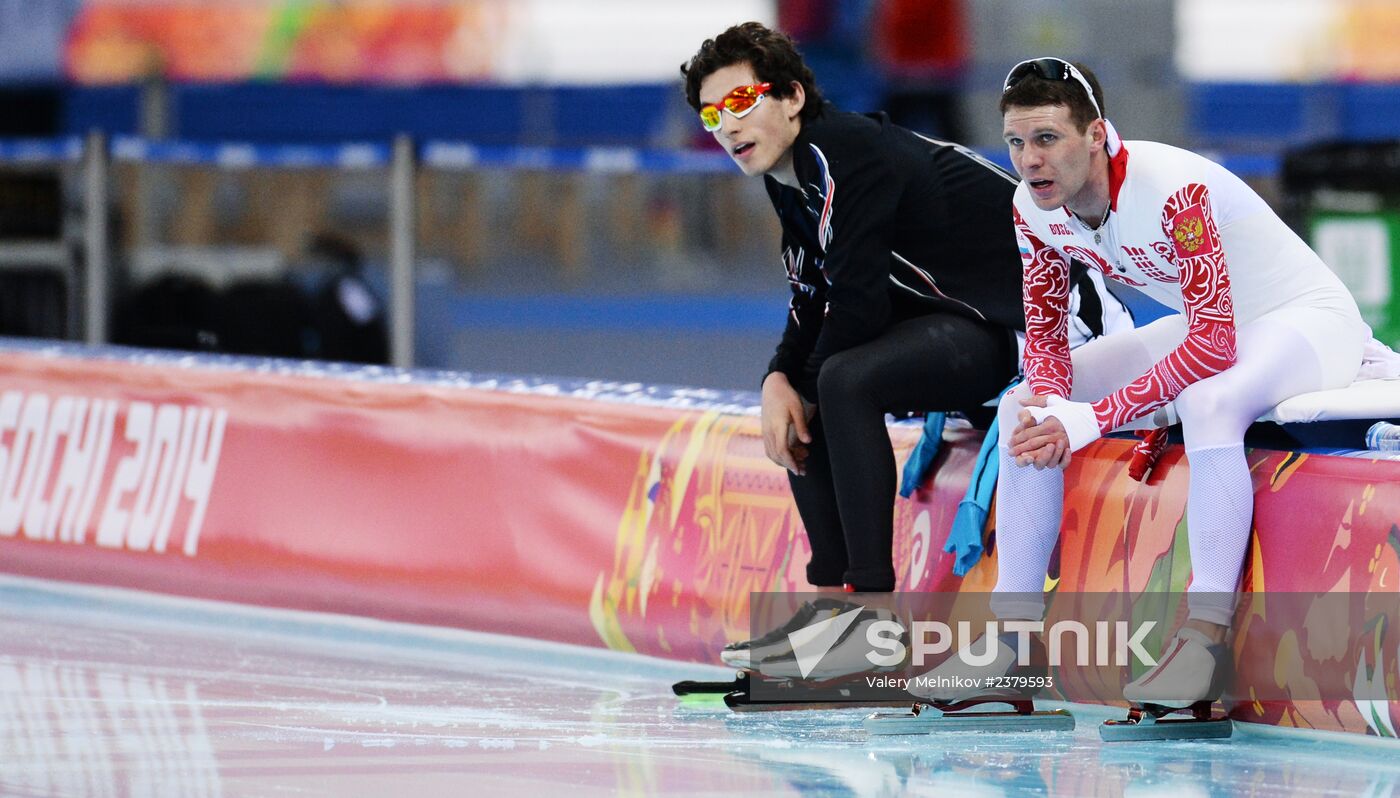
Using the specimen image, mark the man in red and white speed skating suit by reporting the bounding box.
[912,58,1371,715]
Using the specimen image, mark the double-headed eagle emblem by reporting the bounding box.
[1173,215,1206,253]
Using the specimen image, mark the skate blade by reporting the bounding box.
[725,692,912,713]
[1099,716,1232,742]
[672,672,747,697]
[864,707,1075,736]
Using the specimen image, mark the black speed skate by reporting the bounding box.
[724,604,911,712]
[671,598,873,700]
[718,597,859,670]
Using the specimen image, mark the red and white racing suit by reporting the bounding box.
[992,136,1370,627]
[1012,139,1368,448]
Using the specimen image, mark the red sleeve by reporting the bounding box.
[1015,205,1074,398]
[1089,183,1237,432]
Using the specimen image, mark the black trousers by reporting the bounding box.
[789,313,1016,592]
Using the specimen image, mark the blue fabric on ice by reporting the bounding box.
[898,412,946,498]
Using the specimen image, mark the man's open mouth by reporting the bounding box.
[733,142,755,156]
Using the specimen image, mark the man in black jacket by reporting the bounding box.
[681,23,1127,629]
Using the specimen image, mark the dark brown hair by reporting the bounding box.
[999,61,1106,133]
[681,22,824,123]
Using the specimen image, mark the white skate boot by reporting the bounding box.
[866,632,1074,735]
[1101,627,1232,741]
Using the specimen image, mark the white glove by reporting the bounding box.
[1026,395,1102,453]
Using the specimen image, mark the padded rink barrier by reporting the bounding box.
[0,339,1398,738]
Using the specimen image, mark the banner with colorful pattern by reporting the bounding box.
[1,343,1397,738]
[63,0,774,85]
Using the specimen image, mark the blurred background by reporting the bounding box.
[1,0,1398,390]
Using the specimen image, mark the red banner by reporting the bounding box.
[0,349,670,643]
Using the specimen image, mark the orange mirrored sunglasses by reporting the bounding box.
[699,83,773,131]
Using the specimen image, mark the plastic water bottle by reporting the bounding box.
[1366,421,1400,451]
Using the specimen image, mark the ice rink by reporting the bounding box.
[3,575,1399,798]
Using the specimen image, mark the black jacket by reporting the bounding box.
[764,106,1107,400]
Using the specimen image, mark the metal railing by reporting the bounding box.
[0,132,739,369]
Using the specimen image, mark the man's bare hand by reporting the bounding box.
[761,372,813,475]
[1010,395,1071,470]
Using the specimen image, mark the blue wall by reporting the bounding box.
[63,83,681,146]
[1191,83,1400,146]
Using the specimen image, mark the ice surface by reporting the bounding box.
[0,575,1397,797]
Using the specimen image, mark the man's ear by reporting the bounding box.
[785,81,806,120]
[1090,118,1108,151]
